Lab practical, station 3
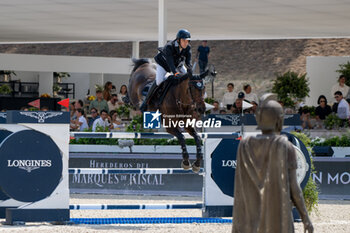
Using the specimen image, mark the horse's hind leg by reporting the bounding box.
[166,127,191,170]
[185,127,202,173]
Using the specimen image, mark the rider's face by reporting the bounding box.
[180,39,189,49]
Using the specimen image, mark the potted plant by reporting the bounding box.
[0,84,12,96]
[52,83,62,97]
[0,70,16,82]
[116,105,131,120]
[271,71,310,110]
[54,72,70,83]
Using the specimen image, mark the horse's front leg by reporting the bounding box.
[166,127,191,170]
[185,127,202,173]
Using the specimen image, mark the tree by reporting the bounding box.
[336,61,350,86]
[271,71,310,108]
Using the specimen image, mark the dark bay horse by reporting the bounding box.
[128,58,211,172]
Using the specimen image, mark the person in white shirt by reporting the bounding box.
[110,110,123,130]
[331,75,349,102]
[243,84,259,104]
[334,91,350,120]
[107,94,120,113]
[92,110,112,131]
[222,83,237,110]
[117,85,128,105]
[71,109,88,131]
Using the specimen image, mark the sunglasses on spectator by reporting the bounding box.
[320,100,326,103]
[334,96,340,98]
[91,111,97,113]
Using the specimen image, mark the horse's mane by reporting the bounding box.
[131,58,151,73]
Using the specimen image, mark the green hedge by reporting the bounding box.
[70,115,198,146]
[311,133,350,147]
[291,131,319,214]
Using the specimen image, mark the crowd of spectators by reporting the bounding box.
[299,75,350,129]
[70,82,130,132]
[209,83,259,115]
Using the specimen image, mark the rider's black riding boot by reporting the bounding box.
[140,82,157,112]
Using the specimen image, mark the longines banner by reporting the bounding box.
[312,157,350,198]
[69,153,202,196]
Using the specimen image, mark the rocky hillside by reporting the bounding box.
[1,38,350,100]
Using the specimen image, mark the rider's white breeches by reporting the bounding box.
[155,64,187,86]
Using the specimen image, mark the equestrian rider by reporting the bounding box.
[140,29,193,112]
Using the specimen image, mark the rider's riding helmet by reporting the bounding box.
[176,29,191,41]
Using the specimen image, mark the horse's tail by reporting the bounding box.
[131,58,151,73]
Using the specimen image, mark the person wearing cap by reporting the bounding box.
[140,29,193,112]
[196,40,210,73]
[232,92,247,114]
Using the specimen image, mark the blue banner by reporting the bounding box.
[6,111,69,124]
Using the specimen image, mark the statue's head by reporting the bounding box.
[256,93,284,133]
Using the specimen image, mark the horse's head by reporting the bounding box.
[189,75,206,115]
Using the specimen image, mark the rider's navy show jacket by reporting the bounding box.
[154,39,192,74]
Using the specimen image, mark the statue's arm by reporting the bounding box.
[288,145,314,233]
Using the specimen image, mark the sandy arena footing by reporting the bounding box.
[0,194,349,233]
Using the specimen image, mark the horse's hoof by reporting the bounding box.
[191,160,201,173]
[181,160,191,170]
[192,164,201,173]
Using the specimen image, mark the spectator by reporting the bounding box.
[40,106,49,111]
[74,99,84,110]
[222,83,237,111]
[118,85,128,104]
[107,94,120,112]
[110,110,123,130]
[196,40,210,73]
[219,109,227,114]
[92,110,112,131]
[111,85,117,95]
[20,106,29,111]
[89,89,109,113]
[250,101,258,114]
[331,75,349,102]
[71,109,88,131]
[300,107,313,129]
[315,95,332,126]
[209,101,220,114]
[334,91,350,121]
[103,81,113,101]
[232,98,243,114]
[243,84,258,104]
[88,107,99,128]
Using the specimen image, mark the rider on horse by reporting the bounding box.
[140,29,193,112]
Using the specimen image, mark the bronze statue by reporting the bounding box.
[232,93,313,233]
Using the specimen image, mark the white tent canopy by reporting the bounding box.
[0,0,350,43]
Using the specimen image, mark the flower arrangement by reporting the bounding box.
[40,93,51,98]
[87,95,96,101]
